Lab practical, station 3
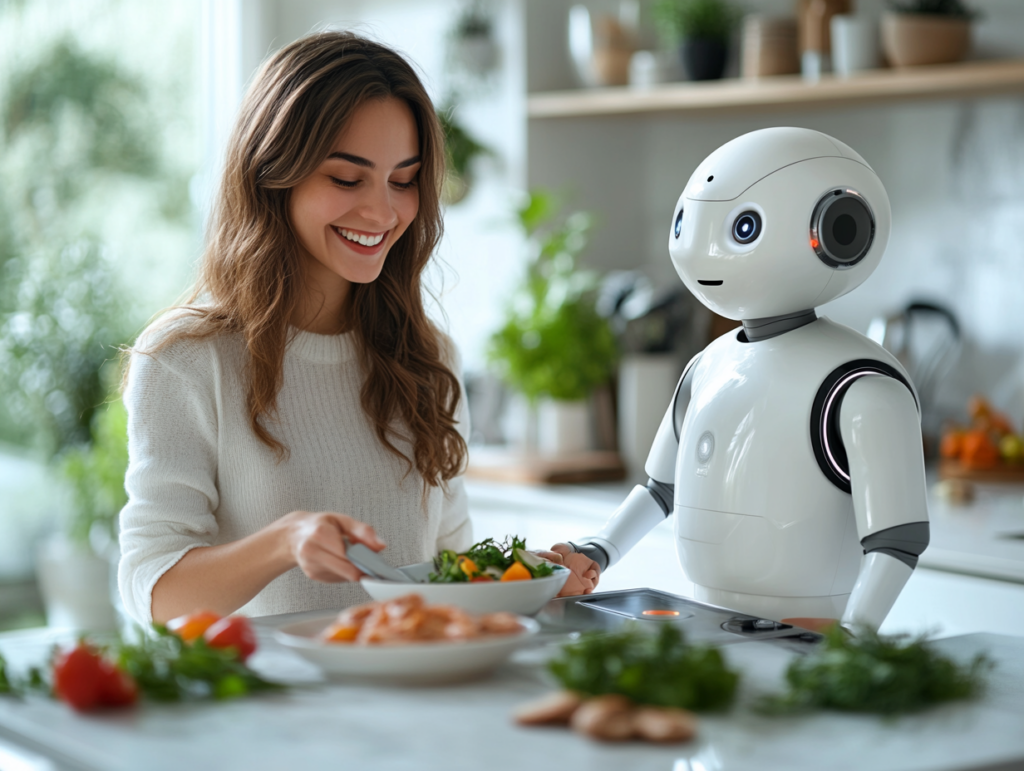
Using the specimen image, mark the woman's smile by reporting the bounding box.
[332,225,389,254]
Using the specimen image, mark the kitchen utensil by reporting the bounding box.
[345,542,420,583]
[867,300,961,442]
[274,614,540,683]
[361,561,570,615]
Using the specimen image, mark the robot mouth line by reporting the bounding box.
[698,280,724,286]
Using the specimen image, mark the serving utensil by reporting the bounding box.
[345,542,421,583]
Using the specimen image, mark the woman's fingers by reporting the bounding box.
[534,550,565,565]
[285,511,386,583]
[296,539,364,582]
[330,513,386,551]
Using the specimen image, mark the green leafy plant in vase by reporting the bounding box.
[488,190,618,454]
[654,0,740,81]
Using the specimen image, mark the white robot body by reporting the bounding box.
[673,317,912,621]
[570,127,930,632]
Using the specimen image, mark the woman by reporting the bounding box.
[118,32,598,626]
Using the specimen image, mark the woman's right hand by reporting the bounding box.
[279,510,386,583]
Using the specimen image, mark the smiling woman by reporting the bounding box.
[115,31,600,625]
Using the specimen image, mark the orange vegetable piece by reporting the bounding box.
[167,610,221,643]
[323,623,360,643]
[501,562,532,582]
[961,430,1000,470]
[458,556,479,577]
[940,431,964,460]
[470,575,495,583]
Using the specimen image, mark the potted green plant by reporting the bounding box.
[882,0,976,67]
[438,104,493,205]
[488,191,618,454]
[36,398,128,631]
[449,0,498,73]
[654,0,740,81]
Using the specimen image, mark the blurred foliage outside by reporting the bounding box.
[0,0,200,550]
[488,191,619,402]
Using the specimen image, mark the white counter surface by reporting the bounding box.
[0,622,1022,771]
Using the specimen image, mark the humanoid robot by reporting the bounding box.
[569,127,929,633]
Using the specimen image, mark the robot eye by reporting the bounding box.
[673,208,684,239]
[731,211,762,244]
[810,190,875,268]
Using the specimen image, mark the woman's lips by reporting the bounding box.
[332,226,388,256]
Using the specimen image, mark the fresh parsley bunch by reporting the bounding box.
[760,625,992,714]
[548,625,739,711]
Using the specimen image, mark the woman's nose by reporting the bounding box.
[355,181,396,227]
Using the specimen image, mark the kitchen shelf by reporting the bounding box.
[527,59,1024,119]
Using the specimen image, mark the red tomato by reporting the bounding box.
[167,610,222,643]
[203,616,257,662]
[53,645,104,711]
[470,576,495,583]
[96,659,138,707]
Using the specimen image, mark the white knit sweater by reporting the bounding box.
[117,325,472,624]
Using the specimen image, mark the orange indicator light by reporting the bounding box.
[641,609,680,617]
[810,238,820,249]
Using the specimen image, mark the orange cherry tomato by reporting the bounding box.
[204,615,257,662]
[167,610,222,643]
[323,623,360,643]
[961,430,1000,470]
[500,562,532,582]
[470,575,495,583]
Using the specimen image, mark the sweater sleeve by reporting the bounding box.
[435,338,473,553]
[117,341,220,625]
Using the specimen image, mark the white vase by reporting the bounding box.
[35,534,119,632]
[537,398,592,455]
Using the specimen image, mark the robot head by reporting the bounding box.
[668,127,891,321]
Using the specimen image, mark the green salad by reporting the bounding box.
[429,535,557,583]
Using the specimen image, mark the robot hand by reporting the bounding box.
[539,544,600,596]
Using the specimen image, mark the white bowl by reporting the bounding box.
[274,614,539,684]
[361,561,570,616]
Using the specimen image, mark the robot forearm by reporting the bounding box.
[840,550,913,632]
[570,481,671,571]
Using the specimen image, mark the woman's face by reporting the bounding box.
[289,97,421,299]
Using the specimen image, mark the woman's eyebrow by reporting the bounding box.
[327,152,421,169]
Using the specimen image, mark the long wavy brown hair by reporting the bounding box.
[135,31,466,487]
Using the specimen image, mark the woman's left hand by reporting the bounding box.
[536,543,600,597]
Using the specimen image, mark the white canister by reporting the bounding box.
[830,15,880,76]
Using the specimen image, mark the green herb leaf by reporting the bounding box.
[759,625,992,715]
[548,624,740,711]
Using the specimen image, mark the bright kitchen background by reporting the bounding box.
[2,0,1024,629]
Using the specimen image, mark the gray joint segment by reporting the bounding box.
[672,355,699,441]
[861,521,930,569]
[568,541,609,573]
[646,478,674,517]
[741,309,817,342]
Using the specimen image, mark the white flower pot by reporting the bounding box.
[537,398,592,455]
[35,534,119,632]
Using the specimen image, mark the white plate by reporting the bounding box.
[274,614,539,684]
[360,561,570,616]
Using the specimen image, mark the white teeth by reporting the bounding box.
[337,228,384,247]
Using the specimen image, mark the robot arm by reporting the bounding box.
[569,356,699,571]
[838,375,930,633]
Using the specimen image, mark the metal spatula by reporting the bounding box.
[345,542,420,583]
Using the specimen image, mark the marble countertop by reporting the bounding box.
[0,619,1022,771]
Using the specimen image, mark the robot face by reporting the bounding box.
[668,128,891,321]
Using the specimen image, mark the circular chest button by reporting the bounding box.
[696,431,715,464]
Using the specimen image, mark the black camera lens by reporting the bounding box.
[732,210,762,244]
[810,191,875,268]
[674,208,684,239]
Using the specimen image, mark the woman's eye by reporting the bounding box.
[329,176,358,188]
[391,178,417,190]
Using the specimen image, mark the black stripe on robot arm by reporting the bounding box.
[809,359,918,494]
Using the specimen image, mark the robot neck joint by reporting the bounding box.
[741,309,817,342]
